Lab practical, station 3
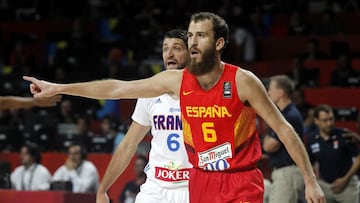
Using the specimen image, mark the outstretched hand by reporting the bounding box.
[23,76,58,98]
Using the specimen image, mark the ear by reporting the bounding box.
[313,118,319,126]
[279,88,286,97]
[215,38,225,51]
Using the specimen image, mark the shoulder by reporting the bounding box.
[84,160,98,171]
[234,67,266,101]
[54,165,66,173]
[306,132,319,144]
[37,164,50,172]
[285,104,303,120]
[11,166,24,175]
[235,67,262,87]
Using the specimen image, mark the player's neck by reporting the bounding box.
[196,62,224,90]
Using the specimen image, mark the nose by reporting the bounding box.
[168,48,174,57]
[188,36,197,48]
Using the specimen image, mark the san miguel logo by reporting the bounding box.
[198,142,232,171]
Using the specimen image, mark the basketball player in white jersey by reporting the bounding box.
[96,29,192,203]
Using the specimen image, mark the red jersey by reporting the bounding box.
[180,63,262,172]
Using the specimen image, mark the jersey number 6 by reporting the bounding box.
[202,122,217,142]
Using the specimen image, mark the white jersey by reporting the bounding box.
[132,94,192,188]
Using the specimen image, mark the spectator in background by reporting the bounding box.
[288,11,312,36]
[330,54,360,87]
[291,88,314,119]
[64,17,92,72]
[52,142,99,193]
[57,98,76,123]
[231,19,257,63]
[119,155,148,203]
[342,0,360,11]
[11,142,51,190]
[113,121,126,152]
[74,114,96,146]
[301,38,328,61]
[9,40,36,75]
[291,88,316,143]
[248,8,270,37]
[262,75,305,203]
[53,66,67,82]
[306,104,360,203]
[101,115,120,143]
[88,115,119,153]
[303,107,317,141]
[314,10,342,35]
[287,56,319,88]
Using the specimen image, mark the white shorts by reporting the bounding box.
[135,179,189,203]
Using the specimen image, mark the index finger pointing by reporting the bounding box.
[23,76,38,83]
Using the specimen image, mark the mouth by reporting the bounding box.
[166,61,178,69]
[190,48,200,58]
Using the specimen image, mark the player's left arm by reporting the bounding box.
[236,69,324,203]
[236,69,304,162]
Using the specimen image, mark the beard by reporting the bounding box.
[187,45,217,76]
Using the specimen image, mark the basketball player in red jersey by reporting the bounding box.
[23,12,324,203]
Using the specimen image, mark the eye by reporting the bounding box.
[174,46,182,51]
[198,33,205,38]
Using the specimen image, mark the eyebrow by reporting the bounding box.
[163,42,185,47]
[189,31,207,35]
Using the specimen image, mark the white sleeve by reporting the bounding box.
[131,98,151,126]
[33,166,51,190]
[10,167,22,190]
[69,162,99,193]
[52,166,69,181]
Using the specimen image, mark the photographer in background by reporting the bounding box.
[52,142,99,193]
